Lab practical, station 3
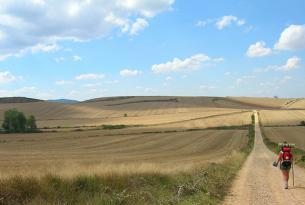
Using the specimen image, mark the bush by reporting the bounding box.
[300,121,305,126]
[2,109,38,133]
[124,113,128,117]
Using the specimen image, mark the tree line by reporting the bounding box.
[1,109,38,133]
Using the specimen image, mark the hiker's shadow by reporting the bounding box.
[289,186,305,190]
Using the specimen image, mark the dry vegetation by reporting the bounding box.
[0,96,276,129]
[228,97,291,108]
[0,129,247,178]
[0,96,298,204]
[259,110,305,126]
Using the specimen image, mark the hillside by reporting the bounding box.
[0,97,42,104]
[0,96,304,128]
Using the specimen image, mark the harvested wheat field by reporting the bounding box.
[259,110,305,126]
[263,126,305,150]
[0,96,271,129]
[228,97,291,109]
[0,129,247,178]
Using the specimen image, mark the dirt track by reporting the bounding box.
[223,112,305,205]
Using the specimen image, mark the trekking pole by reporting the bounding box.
[292,160,295,187]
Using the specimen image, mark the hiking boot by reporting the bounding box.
[284,182,288,189]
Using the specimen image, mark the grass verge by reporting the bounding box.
[0,116,255,205]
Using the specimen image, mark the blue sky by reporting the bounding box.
[0,0,304,100]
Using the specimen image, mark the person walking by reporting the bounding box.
[273,141,294,189]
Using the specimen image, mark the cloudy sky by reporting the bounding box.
[0,0,304,100]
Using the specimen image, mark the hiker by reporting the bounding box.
[273,141,293,189]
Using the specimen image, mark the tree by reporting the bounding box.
[2,109,27,133]
[2,109,37,133]
[27,115,37,132]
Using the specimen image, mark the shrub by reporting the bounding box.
[124,113,128,117]
[300,121,305,126]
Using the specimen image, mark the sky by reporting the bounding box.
[0,0,304,100]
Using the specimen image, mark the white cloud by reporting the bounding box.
[55,80,73,85]
[0,86,39,97]
[130,18,149,35]
[120,69,141,77]
[196,20,207,27]
[73,55,82,61]
[216,15,245,30]
[15,86,38,93]
[30,43,60,53]
[55,57,65,62]
[152,54,221,73]
[0,71,22,83]
[246,41,272,57]
[75,73,105,80]
[255,57,301,72]
[274,25,305,50]
[0,0,174,60]
[281,56,301,71]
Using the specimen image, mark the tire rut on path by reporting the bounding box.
[223,111,305,205]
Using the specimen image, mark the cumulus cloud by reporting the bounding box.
[130,18,149,35]
[152,54,221,74]
[274,25,305,50]
[255,57,301,72]
[281,56,301,71]
[216,15,245,30]
[0,71,22,83]
[120,69,141,77]
[75,73,105,80]
[0,0,174,60]
[246,41,272,57]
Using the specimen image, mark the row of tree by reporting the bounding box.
[1,109,37,133]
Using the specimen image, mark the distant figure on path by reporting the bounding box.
[273,141,294,189]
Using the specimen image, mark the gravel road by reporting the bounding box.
[223,111,305,205]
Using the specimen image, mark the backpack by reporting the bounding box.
[281,147,292,166]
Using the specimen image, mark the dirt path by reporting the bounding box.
[223,111,305,205]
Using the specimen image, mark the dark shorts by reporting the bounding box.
[280,161,291,170]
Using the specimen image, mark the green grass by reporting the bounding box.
[0,116,256,205]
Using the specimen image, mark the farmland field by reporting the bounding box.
[0,129,247,178]
[259,110,305,126]
[263,126,305,151]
